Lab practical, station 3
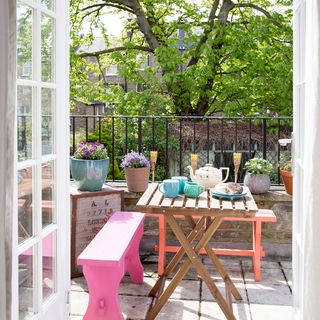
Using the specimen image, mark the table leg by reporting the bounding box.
[147,215,236,320]
[149,216,206,297]
[185,216,242,301]
[165,215,236,320]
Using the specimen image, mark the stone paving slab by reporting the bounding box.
[250,303,293,320]
[201,280,247,303]
[243,268,286,285]
[155,299,199,320]
[200,301,251,320]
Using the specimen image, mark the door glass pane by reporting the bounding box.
[17,86,33,161]
[18,168,33,244]
[42,161,54,227]
[19,246,34,319]
[42,233,56,301]
[41,0,55,11]
[41,14,55,82]
[17,3,33,80]
[42,88,54,155]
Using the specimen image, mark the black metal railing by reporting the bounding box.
[68,115,293,185]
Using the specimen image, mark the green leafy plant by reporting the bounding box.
[279,152,292,172]
[244,158,273,175]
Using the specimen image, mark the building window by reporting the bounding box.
[105,64,118,75]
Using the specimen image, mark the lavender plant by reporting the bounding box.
[73,142,108,160]
[121,151,150,169]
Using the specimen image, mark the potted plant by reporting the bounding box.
[71,142,110,191]
[121,151,150,192]
[244,158,273,194]
[279,152,292,195]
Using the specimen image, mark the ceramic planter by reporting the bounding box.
[70,157,110,191]
[244,172,271,194]
[280,169,293,195]
[125,167,150,193]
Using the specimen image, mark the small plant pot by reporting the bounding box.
[280,169,292,195]
[70,157,110,191]
[125,167,150,193]
[244,172,271,194]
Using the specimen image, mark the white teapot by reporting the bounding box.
[187,164,230,189]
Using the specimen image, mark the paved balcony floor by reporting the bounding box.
[70,255,292,320]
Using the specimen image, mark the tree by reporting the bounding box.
[70,0,292,116]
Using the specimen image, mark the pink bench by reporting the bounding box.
[77,211,145,320]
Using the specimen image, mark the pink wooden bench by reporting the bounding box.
[77,211,145,320]
[146,209,276,281]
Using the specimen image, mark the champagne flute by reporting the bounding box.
[191,153,198,174]
[233,153,242,183]
[150,151,158,182]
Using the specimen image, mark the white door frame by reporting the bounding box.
[13,0,70,319]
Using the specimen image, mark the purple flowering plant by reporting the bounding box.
[73,141,108,160]
[121,151,150,168]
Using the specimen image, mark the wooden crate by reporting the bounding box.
[70,184,124,277]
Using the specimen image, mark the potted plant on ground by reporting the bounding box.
[279,152,292,195]
[244,158,273,194]
[71,142,110,191]
[121,151,150,193]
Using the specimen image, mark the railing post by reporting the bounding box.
[249,119,252,158]
[263,118,267,159]
[165,118,169,178]
[72,116,76,154]
[112,117,115,181]
[138,117,142,154]
[85,117,88,141]
[207,118,210,163]
[179,118,183,176]
[125,118,128,154]
[152,117,155,151]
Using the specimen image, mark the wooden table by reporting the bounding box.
[136,183,258,320]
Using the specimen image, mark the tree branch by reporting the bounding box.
[233,3,282,28]
[187,0,220,67]
[79,45,154,57]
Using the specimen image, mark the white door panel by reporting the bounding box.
[15,0,69,319]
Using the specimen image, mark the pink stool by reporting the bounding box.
[77,211,145,320]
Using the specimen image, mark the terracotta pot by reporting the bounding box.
[280,169,293,195]
[125,167,150,192]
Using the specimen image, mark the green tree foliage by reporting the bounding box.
[70,0,292,116]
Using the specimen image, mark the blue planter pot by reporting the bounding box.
[70,157,110,191]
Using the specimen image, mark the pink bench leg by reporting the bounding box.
[252,221,262,281]
[83,264,124,320]
[157,215,167,275]
[127,224,144,284]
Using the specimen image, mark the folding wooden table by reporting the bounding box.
[136,183,258,320]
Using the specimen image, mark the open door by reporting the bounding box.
[293,0,305,318]
[13,0,70,319]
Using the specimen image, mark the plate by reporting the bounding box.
[210,190,247,200]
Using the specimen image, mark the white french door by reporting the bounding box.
[293,0,305,318]
[14,0,70,319]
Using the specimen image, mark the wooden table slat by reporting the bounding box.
[185,197,197,208]
[221,199,233,210]
[171,195,185,208]
[233,200,246,211]
[149,189,164,207]
[210,196,221,210]
[243,187,258,212]
[136,183,158,206]
[197,191,209,209]
[161,197,174,207]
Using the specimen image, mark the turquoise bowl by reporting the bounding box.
[70,157,110,191]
